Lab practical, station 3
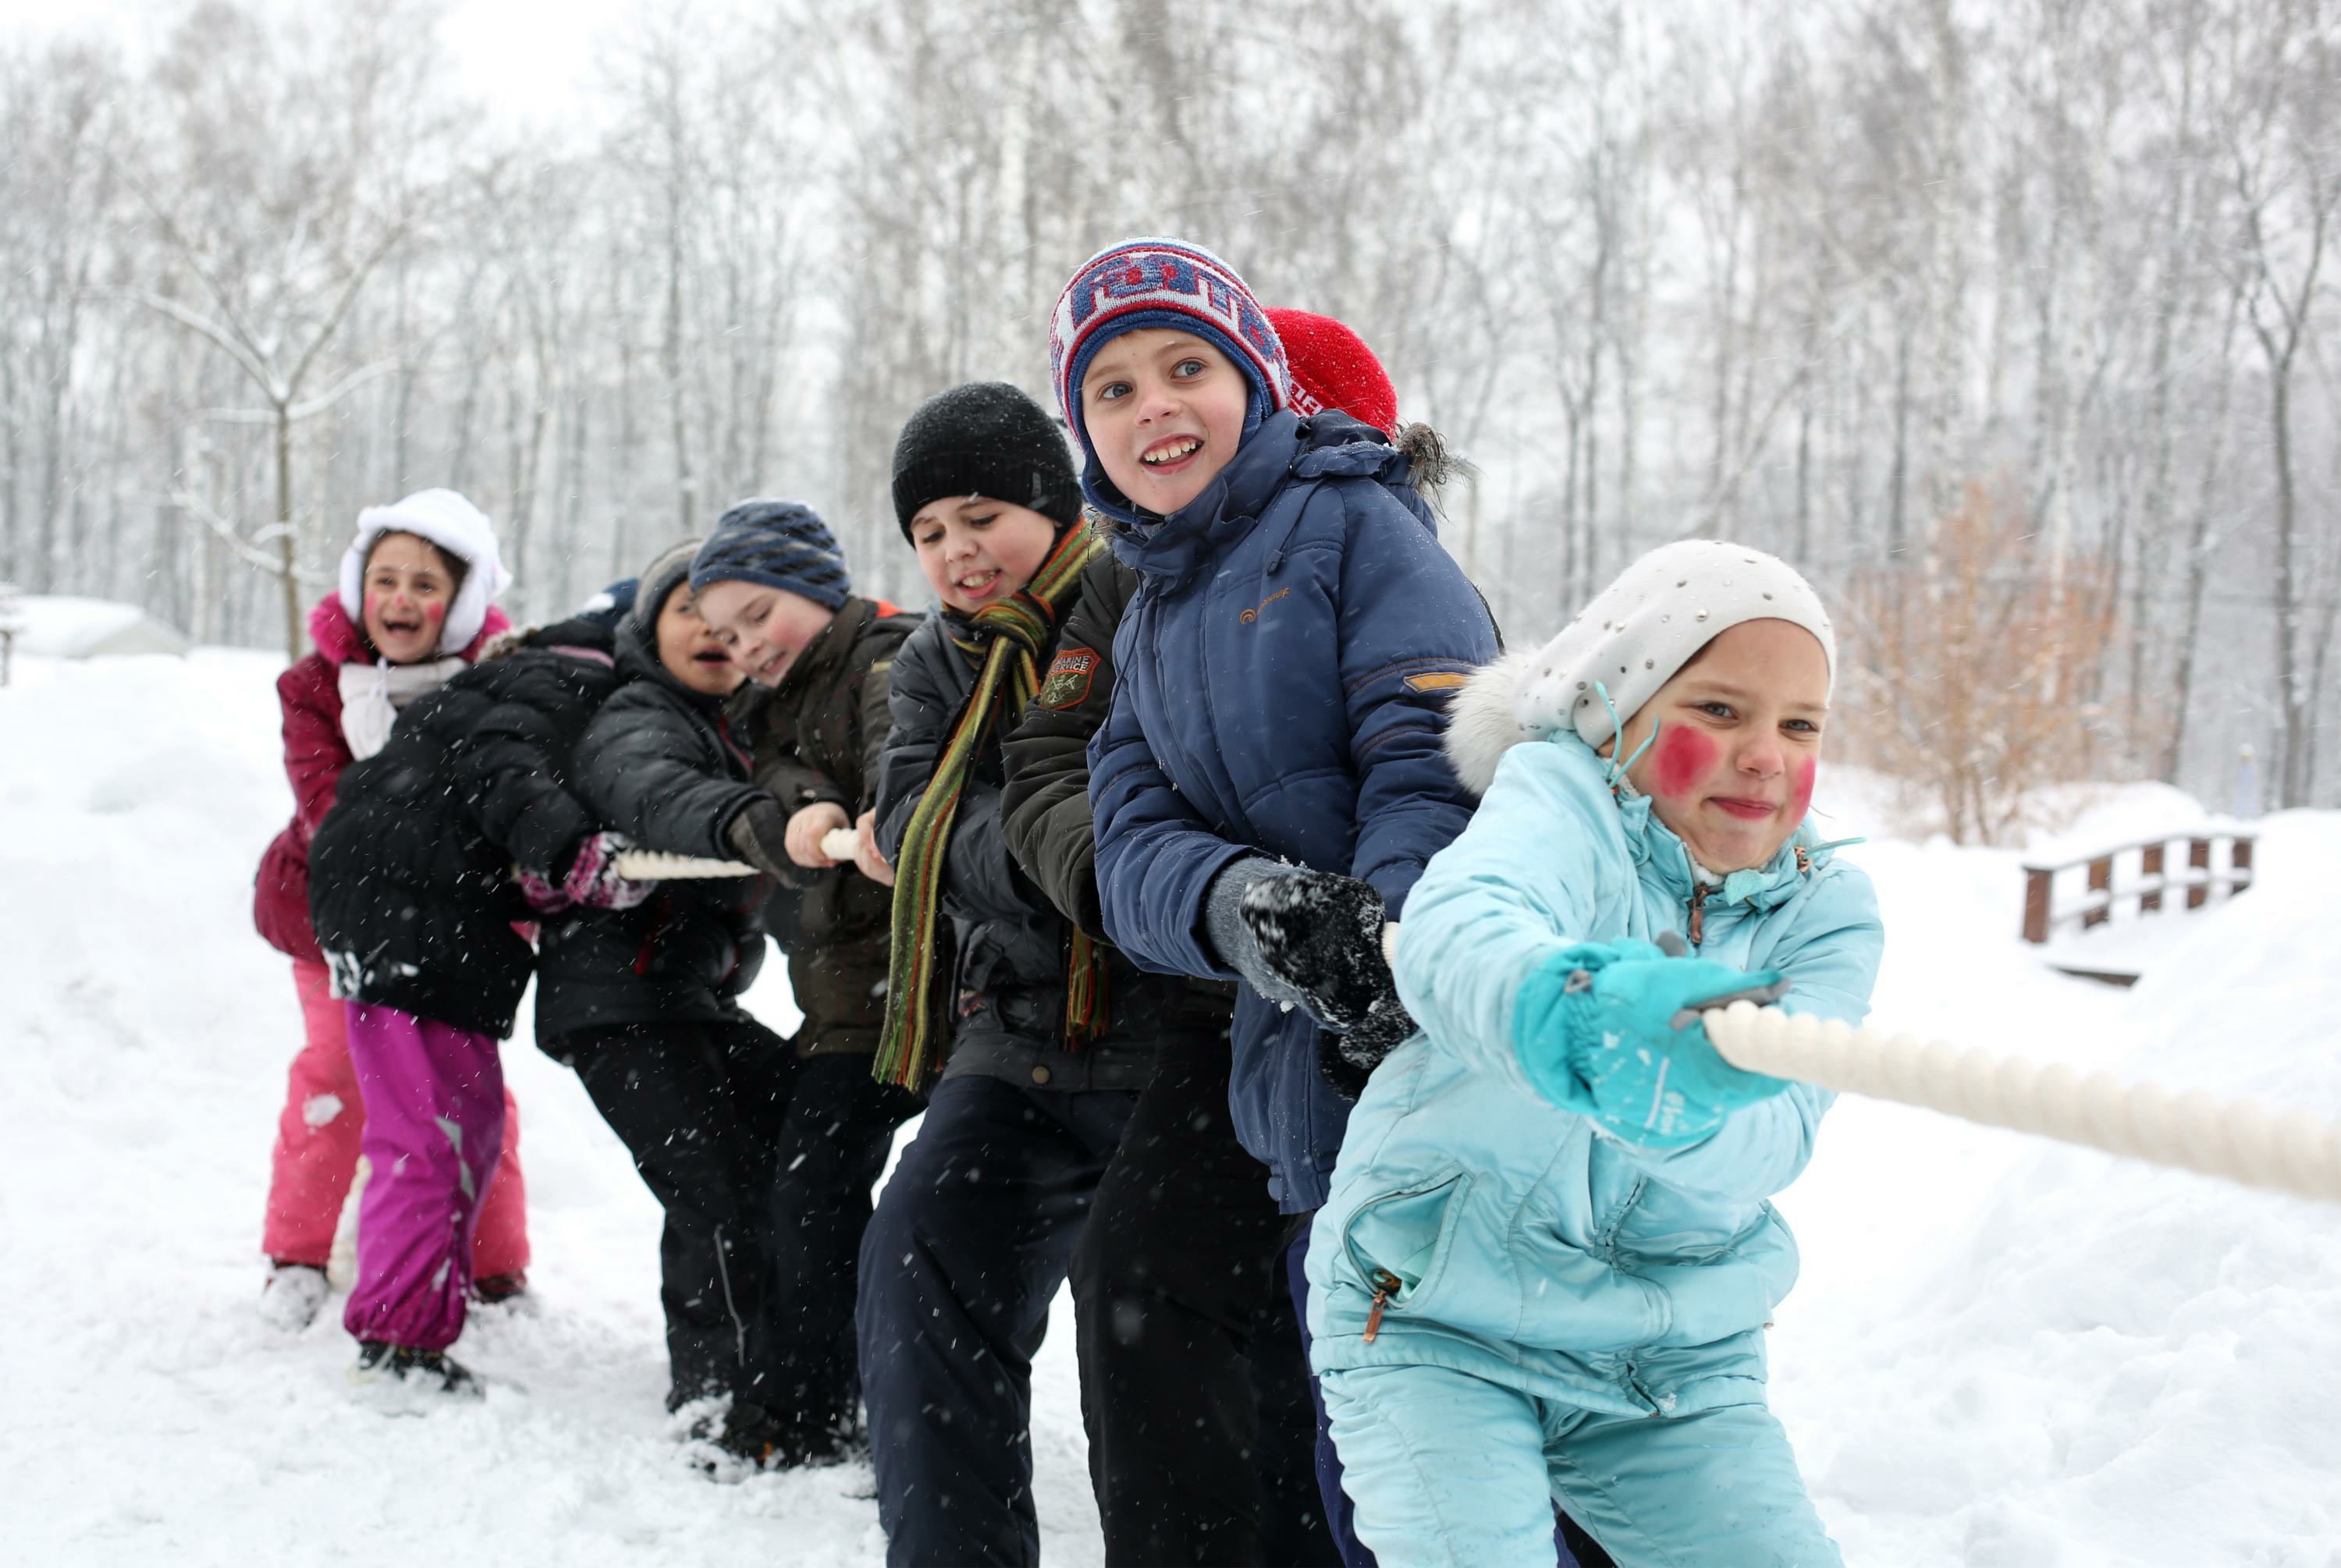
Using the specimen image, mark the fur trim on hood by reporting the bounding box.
[1443,650,1548,797]
[1394,422,1476,509]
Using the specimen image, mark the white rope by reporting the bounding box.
[1703,1001,2341,1208]
[609,828,862,881]
[611,849,760,879]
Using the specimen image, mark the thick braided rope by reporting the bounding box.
[612,849,759,879]
[1704,1001,2341,1207]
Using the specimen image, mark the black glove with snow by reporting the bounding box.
[1236,868,1416,1099]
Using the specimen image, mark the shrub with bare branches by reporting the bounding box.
[1840,481,2120,845]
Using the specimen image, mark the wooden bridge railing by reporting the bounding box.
[2021,831,2256,945]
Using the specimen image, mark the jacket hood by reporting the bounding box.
[308,593,510,668]
[1106,411,1431,587]
[336,488,511,656]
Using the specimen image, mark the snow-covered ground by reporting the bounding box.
[3,649,2336,1566]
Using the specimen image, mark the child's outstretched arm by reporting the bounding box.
[1618,879,1881,1204]
[577,689,766,861]
[278,665,352,845]
[1335,498,1500,916]
[1088,669,1252,981]
[1390,738,1620,1096]
[872,621,1050,927]
[1000,559,1128,937]
[445,680,604,878]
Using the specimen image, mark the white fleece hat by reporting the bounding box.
[1517,539,1835,750]
[338,488,512,657]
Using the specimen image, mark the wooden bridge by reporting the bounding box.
[2021,830,2257,986]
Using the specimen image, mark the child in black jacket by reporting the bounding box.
[545,540,911,1468]
[309,614,638,1394]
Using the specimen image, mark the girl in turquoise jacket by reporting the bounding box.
[1292,541,1883,1567]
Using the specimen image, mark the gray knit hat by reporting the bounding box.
[628,538,703,638]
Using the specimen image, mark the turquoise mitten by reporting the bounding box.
[1512,938,1791,1146]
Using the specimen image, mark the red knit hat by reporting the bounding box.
[1267,308,1399,436]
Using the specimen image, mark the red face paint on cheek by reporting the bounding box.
[1651,727,1715,797]
[422,601,444,623]
[1789,757,1817,819]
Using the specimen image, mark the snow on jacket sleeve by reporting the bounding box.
[579,686,765,862]
[873,615,1049,928]
[1390,736,1623,1098]
[446,662,604,878]
[277,656,352,846]
[1616,864,1883,1205]
[1330,484,1497,917]
[1088,648,1252,982]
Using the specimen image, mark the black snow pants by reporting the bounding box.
[1073,1047,1341,1566]
[564,1016,918,1435]
[858,1072,1139,1566]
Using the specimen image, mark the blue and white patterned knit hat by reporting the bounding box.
[688,499,852,609]
[1048,238,1291,519]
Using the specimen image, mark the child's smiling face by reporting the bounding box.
[908,495,1059,615]
[694,578,839,687]
[361,530,460,664]
[653,582,744,698]
[1606,619,1831,874]
[1079,328,1250,516]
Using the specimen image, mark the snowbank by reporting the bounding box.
[6,594,192,658]
[1777,809,2341,1566]
[3,649,2336,1566]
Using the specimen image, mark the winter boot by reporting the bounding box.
[470,1271,533,1311]
[350,1339,484,1399]
[259,1261,331,1334]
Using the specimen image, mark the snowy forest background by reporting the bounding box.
[4,0,2338,822]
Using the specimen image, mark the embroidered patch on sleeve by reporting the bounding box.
[1402,671,1469,694]
[1036,647,1100,709]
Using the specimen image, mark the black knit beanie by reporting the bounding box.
[890,381,1082,542]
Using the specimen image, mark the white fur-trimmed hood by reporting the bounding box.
[1444,650,1550,797]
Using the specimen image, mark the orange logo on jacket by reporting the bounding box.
[1240,588,1291,625]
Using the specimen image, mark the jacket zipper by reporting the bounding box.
[1687,882,1710,947]
[1362,1268,1403,1343]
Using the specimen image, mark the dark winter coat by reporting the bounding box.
[252,595,509,963]
[874,606,1159,1092]
[730,594,909,1013]
[307,618,621,1038]
[1000,552,1240,1045]
[1088,410,1498,1211]
[730,594,914,1055]
[534,614,773,1045]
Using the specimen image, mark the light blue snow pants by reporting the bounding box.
[1320,1363,1841,1568]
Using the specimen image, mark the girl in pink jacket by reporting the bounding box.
[250,491,531,1332]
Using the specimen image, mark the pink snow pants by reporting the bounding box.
[342,1000,519,1350]
[264,960,528,1278]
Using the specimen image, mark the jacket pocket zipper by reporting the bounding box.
[1362,1269,1403,1343]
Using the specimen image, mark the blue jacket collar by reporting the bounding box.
[1106,412,1427,586]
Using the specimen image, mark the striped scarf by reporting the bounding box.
[873,523,1111,1087]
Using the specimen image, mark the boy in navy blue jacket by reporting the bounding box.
[1053,239,1501,1563]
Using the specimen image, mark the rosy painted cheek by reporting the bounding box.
[1651,727,1715,798]
[1789,757,1817,819]
[422,601,444,624]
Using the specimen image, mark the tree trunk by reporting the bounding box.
[277,403,300,662]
